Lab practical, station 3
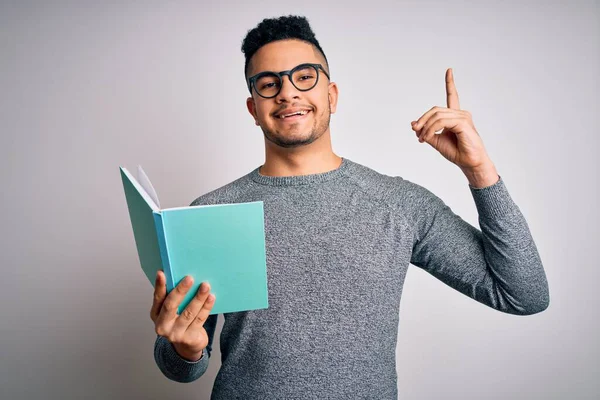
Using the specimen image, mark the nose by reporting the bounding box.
[275,73,300,102]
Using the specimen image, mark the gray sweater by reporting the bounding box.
[153,157,549,399]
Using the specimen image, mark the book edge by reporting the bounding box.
[120,166,160,212]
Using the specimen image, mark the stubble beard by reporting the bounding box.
[261,104,331,149]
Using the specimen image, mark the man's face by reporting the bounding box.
[246,39,338,148]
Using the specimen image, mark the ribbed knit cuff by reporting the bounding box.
[164,340,205,364]
[468,175,517,219]
[155,335,209,382]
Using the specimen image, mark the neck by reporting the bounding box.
[259,129,342,177]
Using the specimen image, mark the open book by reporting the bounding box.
[119,165,269,315]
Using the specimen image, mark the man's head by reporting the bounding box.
[242,15,338,149]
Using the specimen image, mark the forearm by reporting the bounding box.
[410,176,550,315]
[468,177,550,314]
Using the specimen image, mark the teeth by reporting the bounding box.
[280,110,308,118]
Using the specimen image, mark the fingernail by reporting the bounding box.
[200,283,209,293]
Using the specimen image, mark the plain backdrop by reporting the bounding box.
[1,1,598,399]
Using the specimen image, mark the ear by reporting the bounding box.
[246,96,259,125]
[328,82,339,114]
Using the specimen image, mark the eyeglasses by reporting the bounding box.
[247,63,330,99]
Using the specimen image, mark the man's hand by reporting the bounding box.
[150,270,216,362]
[410,68,499,187]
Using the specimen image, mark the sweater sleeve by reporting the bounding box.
[407,175,549,315]
[153,313,219,382]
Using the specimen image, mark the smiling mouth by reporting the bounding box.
[276,110,311,121]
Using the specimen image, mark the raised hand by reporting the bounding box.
[410,68,499,188]
[150,271,216,362]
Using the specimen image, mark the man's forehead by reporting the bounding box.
[250,39,323,73]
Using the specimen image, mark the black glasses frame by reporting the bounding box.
[247,63,331,98]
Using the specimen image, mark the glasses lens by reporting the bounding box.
[255,73,281,97]
[292,65,318,91]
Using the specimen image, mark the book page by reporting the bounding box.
[120,167,159,211]
[137,165,161,209]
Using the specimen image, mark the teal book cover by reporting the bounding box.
[119,165,269,315]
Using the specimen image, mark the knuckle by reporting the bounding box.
[155,325,166,337]
[180,308,195,321]
[163,300,176,313]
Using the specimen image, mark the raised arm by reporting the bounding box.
[408,176,549,315]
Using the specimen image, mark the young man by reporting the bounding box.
[150,15,549,399]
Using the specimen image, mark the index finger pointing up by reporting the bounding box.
[446,68,460,110]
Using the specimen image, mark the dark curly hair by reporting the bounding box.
[241,15,329,81]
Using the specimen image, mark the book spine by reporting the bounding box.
[153,212,175,292]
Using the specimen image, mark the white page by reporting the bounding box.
[137,165,161,209]
[120,166,159,212]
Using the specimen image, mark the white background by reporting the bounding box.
[1,1,597,399]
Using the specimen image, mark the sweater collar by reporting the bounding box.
[250,157,350,186]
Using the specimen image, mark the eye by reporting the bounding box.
[261,82,279,89]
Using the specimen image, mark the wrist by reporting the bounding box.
[461,161,499,189]
[173,343,204,362]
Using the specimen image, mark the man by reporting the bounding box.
[149,15,550,399]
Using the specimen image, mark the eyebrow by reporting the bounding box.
[251,63,329,77]
[255,63,311,74]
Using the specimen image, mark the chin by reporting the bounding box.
[263,129,321,148]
